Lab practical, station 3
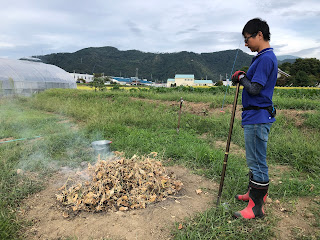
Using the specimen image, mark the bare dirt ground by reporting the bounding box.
[268,165,320,240]
[270,196,320,240]
[130,97,317,126]
[18,104,319,240]
[277,109,316,127]
[19,151,320,240]
[19,165,217,240]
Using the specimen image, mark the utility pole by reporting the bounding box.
[136,68,139,85]
[92,64,96,75]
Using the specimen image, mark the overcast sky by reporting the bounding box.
[1,0,320,60]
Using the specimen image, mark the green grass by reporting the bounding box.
[0,87,319,239]
[173,206,276,240]
[0,99,96,239]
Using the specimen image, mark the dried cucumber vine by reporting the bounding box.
[56,153,183,214]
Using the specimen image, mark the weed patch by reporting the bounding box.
[1,87,319,239]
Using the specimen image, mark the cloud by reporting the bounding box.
[272,44,288,50]
[0,0,319,59]
[281,10,320,17]
[176,27,199,35]
[126,21,143,36]
[0,42,15,48]
[253,0,300,13]
[290,46,320,58]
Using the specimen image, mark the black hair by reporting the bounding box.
[242,18,270,41]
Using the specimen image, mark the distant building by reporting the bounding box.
[140,79,154,86]
[112,77,132,85]
[167,78,175,87]
[223,79,232,86]
[111,77,153,86]
[194,80,214,86]
[153,83,167,87]
[167,74,214,87]
[70,73,94,83]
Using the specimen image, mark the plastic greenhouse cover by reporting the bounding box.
[0,58,76,96]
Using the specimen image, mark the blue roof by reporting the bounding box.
[113,77,132,82]
[112,77,153,84]
[194,80,213,84]
[140,80,153,84]
[167,78,175,82]
[175,74,194,79]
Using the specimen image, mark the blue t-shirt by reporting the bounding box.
[242,48,278,125]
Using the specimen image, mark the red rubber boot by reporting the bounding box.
[234,183,269,219]
[235,188,249,201]
[235,171,253,201]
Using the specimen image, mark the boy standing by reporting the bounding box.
[231,18,278,219]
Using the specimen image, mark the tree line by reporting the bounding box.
[36,46,319,86]
[35,46,252,82]
[238,58,320,87]
[277,58,320,87]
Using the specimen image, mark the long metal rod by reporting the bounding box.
[220,42,241,112]
[216,82,241,206]
[177,97,183,133]
[0,136,42,144]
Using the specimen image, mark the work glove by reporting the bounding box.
[232,71,246,85]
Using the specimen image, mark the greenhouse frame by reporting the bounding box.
[0,58,76,96]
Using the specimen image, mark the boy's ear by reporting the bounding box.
[257,31,263,38]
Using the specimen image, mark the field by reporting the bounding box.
[0,86,319,239]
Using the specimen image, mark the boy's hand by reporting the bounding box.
[232,71,246,84]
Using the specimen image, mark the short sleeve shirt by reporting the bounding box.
[242,48,278,125]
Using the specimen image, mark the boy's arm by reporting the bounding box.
[240,77,263,96]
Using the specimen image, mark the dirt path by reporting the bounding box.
[20,165,217,240]
[270,196,320,240]
[130,97,242,120]
[130,97,317,125]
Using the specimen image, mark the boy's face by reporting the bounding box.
[243,32,260,52]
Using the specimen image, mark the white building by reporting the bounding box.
[167,74,214,87]
[70,72,94,83]
[223,79,232,86]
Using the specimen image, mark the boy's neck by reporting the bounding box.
[258,41,271,53]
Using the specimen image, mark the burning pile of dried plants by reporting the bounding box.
[56,152,183,216]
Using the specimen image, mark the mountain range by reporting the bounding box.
[35,46,297,81]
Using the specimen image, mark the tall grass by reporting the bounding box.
[24,88,320,184]
[0,86,319,239]
[76,86,320,110]
[23,89,320,196]
[0,100,96,239]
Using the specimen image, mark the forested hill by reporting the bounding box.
[36,46,253,81]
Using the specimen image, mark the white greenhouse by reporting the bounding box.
[0,58,76,96]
